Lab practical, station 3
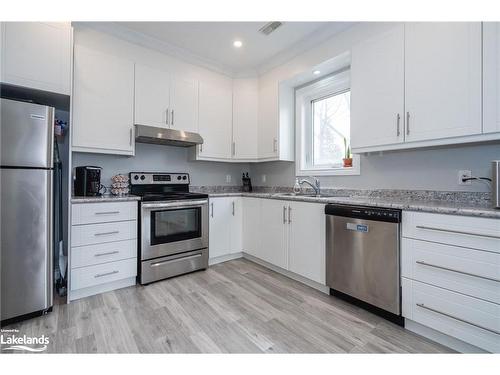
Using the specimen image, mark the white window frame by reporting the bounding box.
[295,69,360,177]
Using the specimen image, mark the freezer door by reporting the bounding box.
[1,168,53,321]
[0,98,54,168]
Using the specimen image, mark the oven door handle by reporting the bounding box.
[150,253,203,267]
[141,200,208,209]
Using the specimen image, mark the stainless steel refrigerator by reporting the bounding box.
[1,98,54,324]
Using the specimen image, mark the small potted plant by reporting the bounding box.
[343,137,353,168]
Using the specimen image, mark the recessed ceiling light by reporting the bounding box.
[313,70,321,75]
[233,40,243,48]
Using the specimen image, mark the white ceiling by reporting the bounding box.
[112,22,354,76]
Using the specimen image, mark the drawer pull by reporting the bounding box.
[150,253,202,268]
[416,303,500,335]
[95,211,120,215]
[94,231,119,236]
[416,260,500,283]
[94,270,119,278]
[416,225,500,240]
[95,250,120,257]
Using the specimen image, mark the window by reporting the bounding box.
[295,70,360,176]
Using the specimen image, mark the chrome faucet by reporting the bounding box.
[298,177,321,196]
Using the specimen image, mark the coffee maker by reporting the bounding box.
[74,166,103,196]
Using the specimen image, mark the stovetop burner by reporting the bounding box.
[129,172,208,202]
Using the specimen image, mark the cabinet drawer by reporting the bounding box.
[72,201,137,225]
[71,258,137,291]
[402,279,500,353]
[402,238,500,304]
[402,211,500,253]
[71,239,137,269]
[71,221,137,247]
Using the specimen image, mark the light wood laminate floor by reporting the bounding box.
[3,259,454,353]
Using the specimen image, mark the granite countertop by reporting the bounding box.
[207,192,500,219]
[71,195,141,204]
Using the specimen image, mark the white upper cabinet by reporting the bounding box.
[483,22,500,134]
[134,64,199,133]
[134,64,170,128]
[232,78,259,159]
[351,24,405,149]
[1,22,71,95]
[72,45,135,155]
[404,22,482,142]
[170,76,199,134]
[258,80,279,159]
[198,81,233,159]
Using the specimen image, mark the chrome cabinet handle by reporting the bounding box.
[232,201,235,216]
[150,253,202,268]
[129,128,133,146]
[416,303,500,335]
[232,141,236,156]
[416,260,500,283]
[94,270,119,278]
[166,108,170,125]
[95,250,120,257]
[396,113,401,136]
[283,206,287,224]
[288,205,292,224]
[210,202,214,218]
[95,211,120,215]
[273,138,278,152]
[94,231,119,236]
[406,112,410,135]
[415,225,500,240]
[171,109,174,126]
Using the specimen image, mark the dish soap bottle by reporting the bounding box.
[293,178,301,194]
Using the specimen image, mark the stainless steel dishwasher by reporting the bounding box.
[325,204,403,325]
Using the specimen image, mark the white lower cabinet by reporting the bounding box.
[70,201,138,301]
[241,197,262,258]
[259,199,288,269]
[208,197,242,261]
[402,211,500,352]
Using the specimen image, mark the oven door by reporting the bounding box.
[141,200,208,260]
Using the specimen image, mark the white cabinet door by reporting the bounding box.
[351,24,405,150]
[258,81,279,159]
[209,198,232,258]
[72,45,135,155]
[233,78,258,159]
[288,202,326,284]
[134,64,170,128]
[198,81,233,159]
[405,22,482,142]
[483,22,500,134]
[259,199,287,269]
[170,77,199,133]
[1,22,71,95]
[230,198,243,253]
[242,197,261,257]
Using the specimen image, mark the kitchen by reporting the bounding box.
[1,8,500,369]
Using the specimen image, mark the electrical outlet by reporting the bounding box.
[226,174,231,183]
[262,174,267,183]
[458,170,472,185]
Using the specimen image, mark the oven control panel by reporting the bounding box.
[130,172,190,185]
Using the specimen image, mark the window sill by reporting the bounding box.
[296,166,360,177]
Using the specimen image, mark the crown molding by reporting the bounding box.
[256,22,356,75]
[73,22,236,77]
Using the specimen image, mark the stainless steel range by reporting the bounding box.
[130,172,209,284]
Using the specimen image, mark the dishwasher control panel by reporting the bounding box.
[324,204,401,223]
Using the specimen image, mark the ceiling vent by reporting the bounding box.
[259,22,283,36]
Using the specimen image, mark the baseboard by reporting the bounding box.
[209,252,243,266]
[405,319,488,353]
[69,277,136,302]
[242,253,330,294]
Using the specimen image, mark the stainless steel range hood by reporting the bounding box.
[135,124,204,147]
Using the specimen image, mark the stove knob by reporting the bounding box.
[133,175,139,180]
[182,175,187,180]
[140,175,145,180]
[177,176,182,180]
